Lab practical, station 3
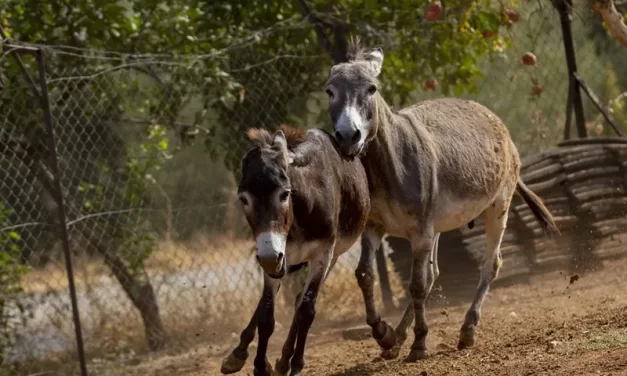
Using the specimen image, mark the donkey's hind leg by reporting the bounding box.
[432,232,440,281]
[381,232,440,360]
[356,228,397,351]
[458,197,510,350]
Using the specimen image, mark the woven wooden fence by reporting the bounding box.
[387,137,627,299]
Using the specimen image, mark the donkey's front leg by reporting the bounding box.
[355,228,396,351]
[381,232,440,360]
[253,274,281,376]
[222,263,308,374]
[221,299,261,374]
[273,297,300,376]
[275,257,337,376]
[287,247,334,376]
[405,227,436,363]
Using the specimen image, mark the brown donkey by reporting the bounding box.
[324,43,559,362]
[221,125,370,376]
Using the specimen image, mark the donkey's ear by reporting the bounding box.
[364,47,384,77]
[272,130,288,152]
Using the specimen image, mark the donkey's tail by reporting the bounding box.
[516,179,560,235]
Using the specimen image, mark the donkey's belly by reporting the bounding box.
[434,194,492,233]
[369,198,419,239]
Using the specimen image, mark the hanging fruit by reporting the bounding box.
[425,1,442,21]
[425,78,438,91]
[504,9,520,23]
[521,52,537,66]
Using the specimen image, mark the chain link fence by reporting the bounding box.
[1,3,626,375]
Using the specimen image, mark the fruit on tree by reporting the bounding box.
[504,9,520,23]
[425,78,438,91]
[521,52,537,66]
[425,1,442,21]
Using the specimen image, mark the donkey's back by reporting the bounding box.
[397,98,520,223]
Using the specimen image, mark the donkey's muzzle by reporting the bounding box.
[335,129,363,157]
[255,231,287,278]
[257,253,286,279]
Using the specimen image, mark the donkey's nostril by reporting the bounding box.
[276,253,284,264]
[351,129,361,142]
[335,130,343,141]
[256,255,261,264]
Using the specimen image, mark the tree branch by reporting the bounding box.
[588,0,627,46]
[294,0,349,63]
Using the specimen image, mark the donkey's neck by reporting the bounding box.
[362,94,434,204]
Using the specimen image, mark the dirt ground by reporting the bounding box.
[101,257,627,376]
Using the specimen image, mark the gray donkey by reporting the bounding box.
[324,41,559,362]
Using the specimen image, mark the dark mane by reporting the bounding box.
[346,36,367,62]
[246,128,273,147]
[279,124,307,147]
[247,125,308,150]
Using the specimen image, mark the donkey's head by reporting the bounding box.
[325,43,384,157]
[239,128,294,279]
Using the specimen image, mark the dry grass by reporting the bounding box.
[20,234,255,295]
[146,235,256,271]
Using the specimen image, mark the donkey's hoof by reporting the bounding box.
[404,349,430,363]
[273,359,289,376]
[380,345,401,360]
[221,351,247,374]
[374,322,397,350]
[253,360,274,376]
[457,327,476,350]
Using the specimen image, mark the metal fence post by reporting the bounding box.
[554,0,587,138]
[35,47,89,376]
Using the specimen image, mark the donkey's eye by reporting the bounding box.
[239,196,249,206]
[325,88,334,98]
[279,190,291,202]
[367,85,377,95]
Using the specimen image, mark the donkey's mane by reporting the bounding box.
[279,124,307,145]
[247,125,307,149]
[346,36,368,62]
[246,128,273,147]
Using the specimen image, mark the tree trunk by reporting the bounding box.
[295,0,349,64]
[100,251,165,350]
[25,155,166,350]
